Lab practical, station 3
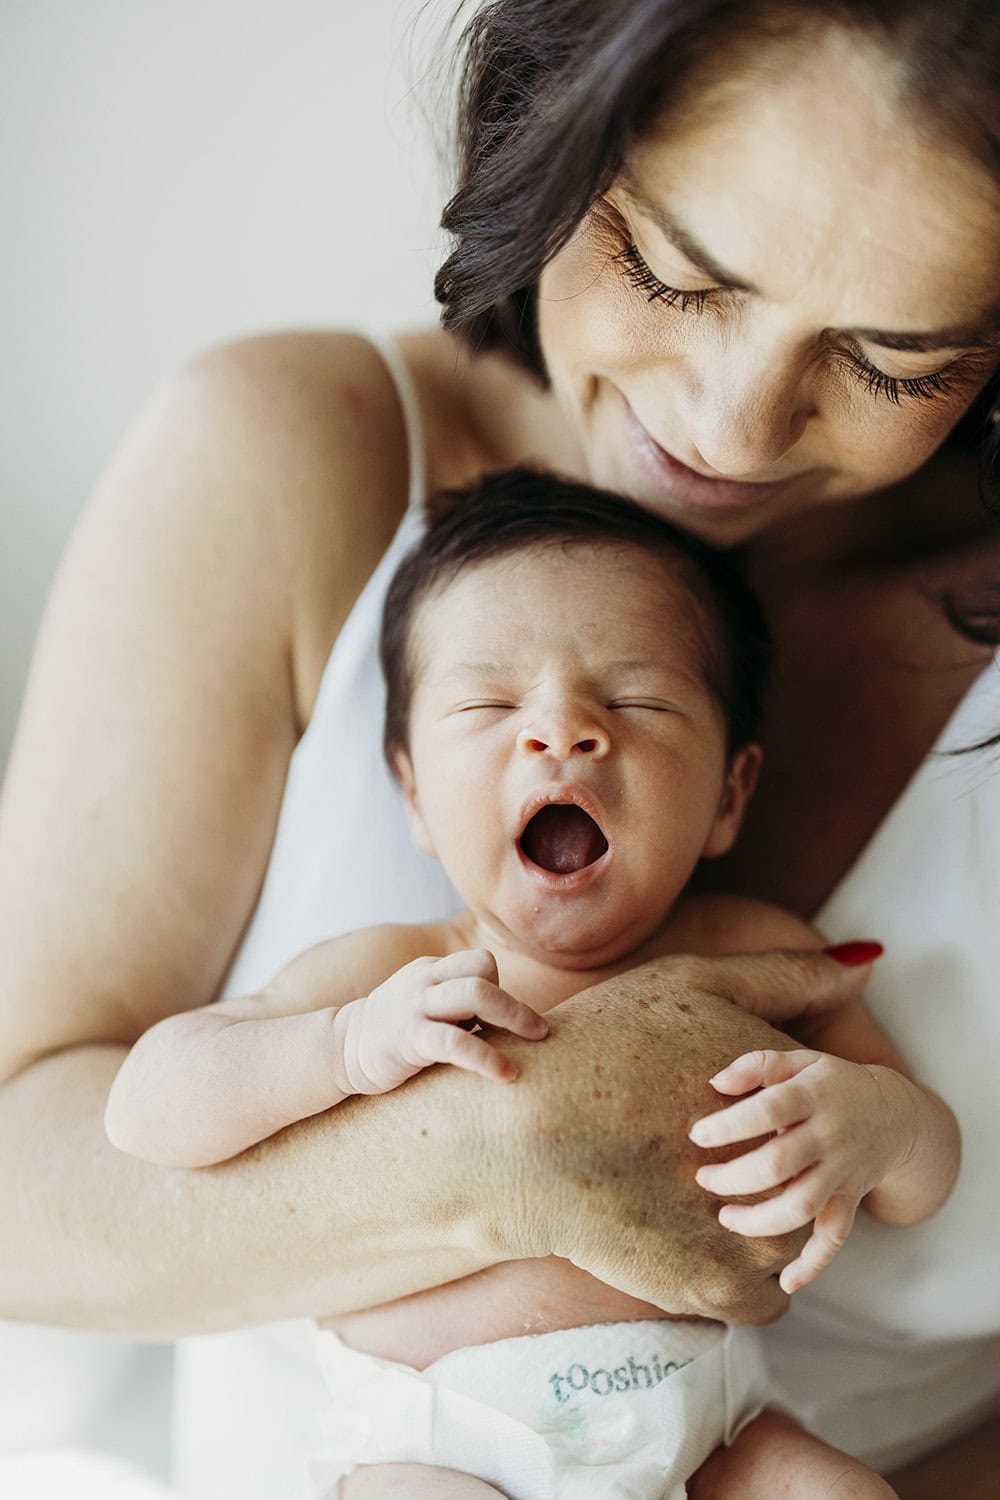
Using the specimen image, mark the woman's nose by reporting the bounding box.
[516,709,611,761]
[680,345,813,477]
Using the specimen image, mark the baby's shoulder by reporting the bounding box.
[253,918,470,1017]
[657,892,825,959]
[331,917,469,988]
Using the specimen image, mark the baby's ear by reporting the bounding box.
[390,746,437,858]
[702,742,763,859]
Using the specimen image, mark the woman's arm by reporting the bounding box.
[3,952,864,1337]
[2,331,504,1333]
[1,1040,500,1334]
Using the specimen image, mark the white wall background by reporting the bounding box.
[0,0,461,1483]
[1,0,456,768]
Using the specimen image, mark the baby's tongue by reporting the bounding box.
[520,804,608,875]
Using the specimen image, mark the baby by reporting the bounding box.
[106,469,958,1499]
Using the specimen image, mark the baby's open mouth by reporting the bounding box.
[518,804,609,875]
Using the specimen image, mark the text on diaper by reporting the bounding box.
[548,1352,692,1404]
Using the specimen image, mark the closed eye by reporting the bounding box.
[608,700,676,712]
[618,240,970,407]
[456,701,516,713]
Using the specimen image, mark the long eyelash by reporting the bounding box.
[618,238,961,406]
[617,244,716,313]
[850,358,956,405]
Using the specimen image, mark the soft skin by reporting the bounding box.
[2,12,999,1499]
[394,543,758,970]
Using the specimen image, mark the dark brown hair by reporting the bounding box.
[434,0,1000,728]
[379,466,772,765]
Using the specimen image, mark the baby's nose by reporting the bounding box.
[516,713,610,761]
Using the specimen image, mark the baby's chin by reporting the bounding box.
[476,904,663,974]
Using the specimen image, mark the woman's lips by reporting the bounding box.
[621,396,802,514]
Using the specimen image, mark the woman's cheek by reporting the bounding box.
[837,384,982,489]
[539,237,681,415]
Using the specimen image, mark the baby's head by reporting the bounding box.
[380,467,771,966]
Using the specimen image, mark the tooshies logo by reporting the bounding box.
[548,1352,692,1404]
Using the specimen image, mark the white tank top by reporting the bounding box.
[172,337,1000,1495]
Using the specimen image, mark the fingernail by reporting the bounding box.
[823,940,884,966]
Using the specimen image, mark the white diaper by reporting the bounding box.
[308,1318,769,1499]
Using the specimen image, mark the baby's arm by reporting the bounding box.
[685,899,960,1291]
[104,931,546,1168]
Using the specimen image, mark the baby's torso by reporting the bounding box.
[319,1257,685,1370]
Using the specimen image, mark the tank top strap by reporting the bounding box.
[362,331,428,513]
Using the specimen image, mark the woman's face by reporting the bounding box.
[537,25,1000,546]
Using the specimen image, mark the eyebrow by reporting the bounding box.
[441,658,687,682]
[619,176,755,292]
[618,173,1000,354]
[605,658,676,675]
[442,663,509,680]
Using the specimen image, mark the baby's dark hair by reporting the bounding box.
[379,466,772,765]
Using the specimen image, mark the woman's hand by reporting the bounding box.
[479,947,875,1325]
[690,1049,900,1292]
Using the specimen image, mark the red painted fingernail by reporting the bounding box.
[823,940,884,966]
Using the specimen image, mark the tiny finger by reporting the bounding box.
[716,1169,831,1239]
[779,1200,857,1292]
[690,1085,811,1147]
[694,1132,819,1197]
[718,1196,816,1240]
[426,978,548,1038]
[430,948,499,985]
[415,1020,518,1082]
[708,1048,821,1095]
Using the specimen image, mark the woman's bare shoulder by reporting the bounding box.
[95,324,555,719]
[206,326,556,713]
[168,330,421,720]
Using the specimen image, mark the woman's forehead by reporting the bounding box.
[621,22,1000,342]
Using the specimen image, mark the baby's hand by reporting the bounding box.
[689,1050,901,1293]
[333,948,548,1096]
